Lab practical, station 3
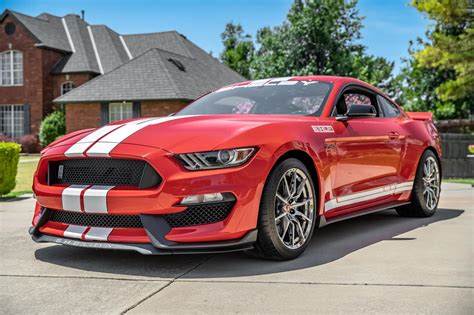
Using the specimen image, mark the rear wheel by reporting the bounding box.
[250,158,317,260]
[396,150,441,217]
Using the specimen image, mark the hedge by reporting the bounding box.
[0,142,21,195]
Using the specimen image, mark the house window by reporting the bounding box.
[109,102,133,123]
[61,81,75,95]
[0,51,23,86]
[0,105,25,138]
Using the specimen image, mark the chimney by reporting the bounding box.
[81,10,85,20]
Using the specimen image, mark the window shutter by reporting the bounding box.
[100,102,109,125]
[23,104,31,135]
[132,102,141,118]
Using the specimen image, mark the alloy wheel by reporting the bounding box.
[274,168,315,249]
[422,156,440,211]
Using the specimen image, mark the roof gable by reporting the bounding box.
[4,10,72,52]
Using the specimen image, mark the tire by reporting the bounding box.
[250,158,317,260]
[396,150,441,217]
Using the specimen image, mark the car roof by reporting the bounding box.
[228,75,389,96]
[228,75,369,87]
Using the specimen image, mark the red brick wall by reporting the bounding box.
[0,14,62,134]
[53,73,93,99]
[65,100,190,133]
[0,13,96,135]
[65,102,101,133]
[141,100,189,117]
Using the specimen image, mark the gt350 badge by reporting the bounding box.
[312,125,334,133]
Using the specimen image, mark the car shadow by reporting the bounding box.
[34,208,464,279]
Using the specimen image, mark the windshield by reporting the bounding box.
[176,80,332,116]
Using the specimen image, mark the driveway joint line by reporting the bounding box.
[0,274,171,282]
[173,279,473,289]
[121,255,214,314]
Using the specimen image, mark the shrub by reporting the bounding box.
[19,134,41,153]
[0,142,21,195]
[0,134,13,143]
[39,110,66,147]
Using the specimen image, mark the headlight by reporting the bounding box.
[176,147,255,170]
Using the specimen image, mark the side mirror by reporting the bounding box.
[336,104,377,121]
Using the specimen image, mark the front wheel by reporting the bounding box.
[396,150,441,217]
[251,158,317,260]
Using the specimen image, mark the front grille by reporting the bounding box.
[49,210,143,228]
[48,158,161,188]
[164,201,235,228]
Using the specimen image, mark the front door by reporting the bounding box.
[328,90,402,213]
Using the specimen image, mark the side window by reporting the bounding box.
[333,90,380,117]
[377,95,400,118]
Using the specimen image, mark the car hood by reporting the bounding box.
[51,115,319,154]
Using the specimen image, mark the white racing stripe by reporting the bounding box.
[62,185,89,211]
[85,116,192,157]
[325,181,414,212]
[84,227,113,241]
[83,185,114,213]
[63,225,88,239]
[64,124,123,157]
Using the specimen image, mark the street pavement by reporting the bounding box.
[0,182,472,314]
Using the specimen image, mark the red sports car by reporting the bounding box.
[30,76,442,260]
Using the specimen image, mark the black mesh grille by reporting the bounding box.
[164,201,235,228]
[49,158,160,188]
[49,210,143,228]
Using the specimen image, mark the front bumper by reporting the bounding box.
[30,226,257,255]
[31,143,271,249]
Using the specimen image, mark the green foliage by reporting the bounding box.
[412,0,473,104]
[220,0,393,90]
[39,110,66,147]
[0,142,21,195]
[220,23,255,79]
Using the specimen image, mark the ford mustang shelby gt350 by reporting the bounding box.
[30,76,441,260]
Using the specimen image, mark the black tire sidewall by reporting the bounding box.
[258,158,317,259]
[412,150,441,216]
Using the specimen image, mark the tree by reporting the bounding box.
[220,23,255,79]
[390,0,471,119]
[221,0,394,89]
[253,0,366,77]
[412,0,473,104]
[394,42,464,119]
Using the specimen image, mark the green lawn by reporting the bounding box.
[444,178,474,186]
[2,155,40,198]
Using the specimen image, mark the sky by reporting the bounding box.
[1,0,432,72]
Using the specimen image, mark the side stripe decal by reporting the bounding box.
[325,181,414,212]
[62,185,89,212]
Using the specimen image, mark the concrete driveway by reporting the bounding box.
[1,183,472,314]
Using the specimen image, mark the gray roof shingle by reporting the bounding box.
[1,9,245,102]
[7,11,72,52]
[54,48,245,102]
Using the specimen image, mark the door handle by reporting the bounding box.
[388,131,400,140]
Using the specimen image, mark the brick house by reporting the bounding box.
[0,10,244,137]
